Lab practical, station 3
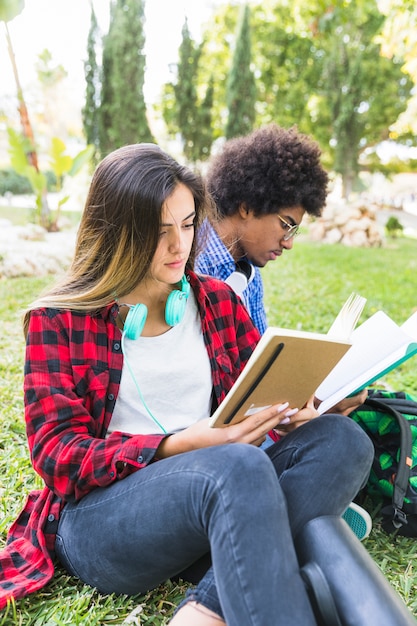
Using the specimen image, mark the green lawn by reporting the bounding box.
[1,237,417,624]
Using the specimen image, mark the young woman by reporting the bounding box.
[0,143,374,624]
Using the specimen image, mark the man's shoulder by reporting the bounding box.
[196,223,235,279]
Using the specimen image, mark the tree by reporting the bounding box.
[378,0,417,137]
[173,19,202,161]
[0,0,53,226]
[162,20,214,163]
[98,0,153,157]
[248,4,322,132]
[194,0,413,197]
[308,0,413,197]
[82,4,100,165]
[225,4,256,139]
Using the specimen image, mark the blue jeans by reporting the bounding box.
[55,414,373,626]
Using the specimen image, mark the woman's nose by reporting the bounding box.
[169,229,186,252]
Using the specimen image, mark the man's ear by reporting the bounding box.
[238,203,251,219]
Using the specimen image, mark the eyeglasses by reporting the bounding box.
[277,214,300,241]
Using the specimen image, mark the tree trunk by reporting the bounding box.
[342,172,354,200]
[4,21,51,224]
[5,22,38,169]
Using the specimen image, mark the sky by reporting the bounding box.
[0,0,224,118]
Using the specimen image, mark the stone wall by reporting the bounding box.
[307,201,384,247]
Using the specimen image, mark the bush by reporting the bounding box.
[385,215,404,238]
[0,168,32,195]
[0,168,57,195]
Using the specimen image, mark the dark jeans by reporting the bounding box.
[55,414,373,626]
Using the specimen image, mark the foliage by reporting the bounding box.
[378,0,417,79]
[225,4,257,139]
[0,168,57,196]
[98,0,154,158]
[173,19,203,161]
[35,48,67,86]
[7,128,93,231]
[163,3,240,143]
[1,0,50,226]
[306,0,413,198]
[0,0,24,22]
[1,238,417,621]
[385,215,404,237]
[192,1,413,195]
[360,150,417,176]
[377,0,417,136]
[163,20,214,163]
[252,4,322,131]
[82,5,101,166]
[0,168,32,195]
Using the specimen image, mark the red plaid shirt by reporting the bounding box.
[0,272,260,608]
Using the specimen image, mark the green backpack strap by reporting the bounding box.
[364,397,413,529]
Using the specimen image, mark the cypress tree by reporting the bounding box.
[82,5,100,165]
[174,19,201,161]
[172,20,214,163]
[225,4,256,139]
[99,0,153,157]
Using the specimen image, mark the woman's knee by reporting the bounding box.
[200,444,282,506]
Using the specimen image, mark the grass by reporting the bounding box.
[1,236,417,624]
[0,204,83,229]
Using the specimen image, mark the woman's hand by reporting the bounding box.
[155,402,294,458]
[272,394,320,436]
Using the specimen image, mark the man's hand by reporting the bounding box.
[325,389,368,416]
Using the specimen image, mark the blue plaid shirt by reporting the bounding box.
[196,220,267,334]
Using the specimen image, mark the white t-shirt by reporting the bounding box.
[107,290,212,436]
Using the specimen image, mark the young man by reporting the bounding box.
[196,124,372,541]
[196,123,328,335]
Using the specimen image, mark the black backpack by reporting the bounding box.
[350,389,417,536]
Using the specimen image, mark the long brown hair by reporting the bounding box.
[24,144,210,333]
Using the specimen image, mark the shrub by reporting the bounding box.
[0,168,32,195]
[385,215,404,238]
[0,168,57,196]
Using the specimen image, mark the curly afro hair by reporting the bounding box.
[206,124,328,218]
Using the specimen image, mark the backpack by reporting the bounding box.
[349,389,417,536]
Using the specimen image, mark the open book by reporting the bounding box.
[209,294,365,428]
[210,294,417,427]
[315,309,417,414]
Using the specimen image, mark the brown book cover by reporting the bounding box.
[209,327,351,428]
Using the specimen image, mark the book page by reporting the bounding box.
[401,310,417,337]
[316,311,417,414]
[327,293,367,339]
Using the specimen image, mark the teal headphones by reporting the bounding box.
[122,275,190,340]
[118,276,190,434]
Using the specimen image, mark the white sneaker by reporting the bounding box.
[342,502,372,540]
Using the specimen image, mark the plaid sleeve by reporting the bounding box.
[24,309,165,502]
